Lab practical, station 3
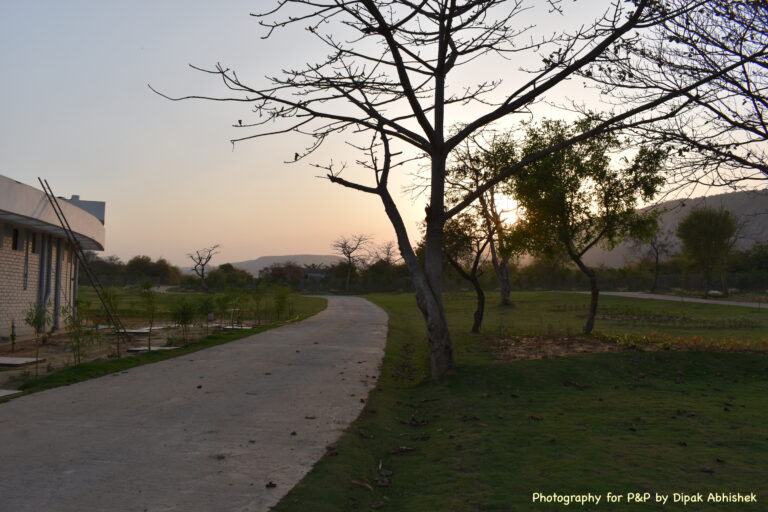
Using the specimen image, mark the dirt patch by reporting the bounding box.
[0,322,251,389]
[490,335,656,361]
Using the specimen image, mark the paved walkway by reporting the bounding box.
[594,291,767,310]
[0,296,388,512]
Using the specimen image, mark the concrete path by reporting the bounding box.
[0,296,388,512]
[593,291,767,310]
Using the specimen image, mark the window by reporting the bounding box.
[12,229,19,251]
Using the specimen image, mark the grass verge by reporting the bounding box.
[273,292,768,512]
[7,295,327,397]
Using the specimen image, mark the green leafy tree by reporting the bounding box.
[511,119,666,334]
[676,208,739,297]
[446,132,523,307]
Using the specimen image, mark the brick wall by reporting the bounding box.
[0,223,76,339]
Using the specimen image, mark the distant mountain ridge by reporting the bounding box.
[230,254,343,276]
[583,189,768,268]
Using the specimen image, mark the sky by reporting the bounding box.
[1,1,608,267]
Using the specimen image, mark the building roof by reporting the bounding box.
[0,175,105,250]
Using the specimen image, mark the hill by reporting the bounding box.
[582,188,768,268]
[230,254,343,276]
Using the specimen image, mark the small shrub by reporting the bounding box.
[170,298,198,344]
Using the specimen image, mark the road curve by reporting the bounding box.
[0,296,388,512]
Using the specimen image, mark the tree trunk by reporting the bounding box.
[447,257,486,334]
[470,276,485,334]
[651,251,660,293]
[379,187,454,380]
[345,259,352,292]
[584,272,599,335]
[497,260,513,307]
[566,245,600,334]
[489,239,513,307]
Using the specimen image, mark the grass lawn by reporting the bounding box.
[273,292,768,511]
[9,294,326,396]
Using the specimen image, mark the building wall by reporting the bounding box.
[0,222,75,339]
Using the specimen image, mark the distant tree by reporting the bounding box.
[188,244,220,290]
[332,234,371,292]
[207,263,255,290]
[259,262,304,289]
[443,212,491,334]
[512,119,666,334]
[152,258,182,285]
[370,241,400,265]
[83,253,125,286]
[126,255,154,283]
[631,217,673,293]
[676,208,739,297]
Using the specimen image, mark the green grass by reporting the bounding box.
[9,295,326,396]
[77,286,198,319]
[273,292,768,512]
[481,291,768,348]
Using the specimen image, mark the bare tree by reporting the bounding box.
[370,240,401,265]
[157,0,762,379]
[188,244,220,290]
[591,0,768,186]
[631,222,674,294]
[332,234,371,292]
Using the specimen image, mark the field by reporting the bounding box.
[273,292,768,511]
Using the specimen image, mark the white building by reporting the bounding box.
[0,176,105,338]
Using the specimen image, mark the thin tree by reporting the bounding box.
[631,219,673,294]
[511,119,666,334]
[139,282,158,351]
[443,212,491,334]
[445,132,524,307]
[155,0,762,379]
[188,244,220,291]
[332,234,371,292]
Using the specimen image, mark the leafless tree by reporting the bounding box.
[632,226,674,293]
[370,240,401,265]
[156,0,763,379]
[332,234,372,291]
[588,0,768,187]
[188,244,220,290]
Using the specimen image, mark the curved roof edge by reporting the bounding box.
[0,176,105,250]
